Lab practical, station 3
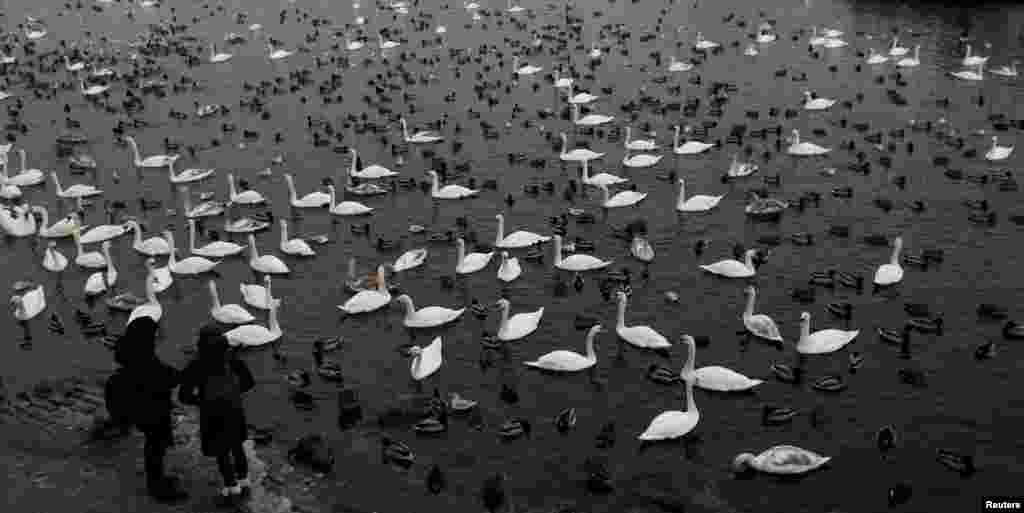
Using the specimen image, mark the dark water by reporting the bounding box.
[2,0,1023,511]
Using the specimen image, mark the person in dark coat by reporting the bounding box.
[178,324,255,504]
[113,316,189,503]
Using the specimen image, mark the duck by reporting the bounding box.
[597,183,647,208]
[409,337,443,381]
[616,291,670,349]
[400,118,443,144]
[936,449,975,476]
[426,170,478,199]
[124,136,178,168]
[673,126,715,155]
[796,311,859,355]
[873,236,904,286]
[497,252,521,282]
[32,207,80,238]
[247,233,289,274]
[83,242,117,296]
[227,173,266,205]
[571,103,614,127]
[338,266,391,314]
[676,178,724,212]
[524,324,601,372]
[208,280,255,324]
[188,220,243,258]
[381,437,415,467]
[225,297,283,347]
[392,248,427,272]
[499,419,531,440]
[732,446,831,475]
[165,230,220,274]
[580,159,626,187]
[555,407,577,434]
[455,237,494,274]
[553,234,612,271]
[127,260,163,324]
[802,91,836,110]
[126,220,170,256]
[668,55,694,72]
[395,294,464,328]
[41,242,68,272]
[700,249,757,278]
[326,185,374,216]
[11,283,46,321]
[278,219,315,256]
[638,343,699,441]
[985,136,1013,161]
[495,298,544,341]
[787,129,831,156]
[742,286,784,343]
[449,392,478,412]
[51,172,103,199]
[559,132,604,162]
[240,275,277,310]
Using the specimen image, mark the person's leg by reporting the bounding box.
[215,451,242,505]
[232,442,249,487]
[142,419,188,502]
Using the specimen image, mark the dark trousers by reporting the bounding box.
[215,443,248,486]
[139,417,174,488]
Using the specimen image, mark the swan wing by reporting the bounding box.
[339,290,389,313]
[618,325,670,348]
[525,350,591,371]
[694,366,762,391]
[639,410,698,440]
[756,446,830,474]
[745,314,783,341]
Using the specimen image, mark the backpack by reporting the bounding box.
[202,361,241,408]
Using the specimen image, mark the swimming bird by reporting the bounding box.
[742,286,783,343]
[338,265,391,314]
[127,260,163,324]
[681,334,762,391]
[796,311,859,355]
[400,118,443,143]
[208,280,254,324]
[985,136,1013,161]
[732,446,831,475]
[227,173,266,205]
[189,219,243,258]
[247,233,289,274]
[571,104,614,126]
[559,133,604,162]
[284,174,331,208]
[597,183,646,208]
[241,275,277,310]
[494,214,550,248]
[676,178,724,212]
[673,125,714,155]
[497,252,521,282]
[226,297,283,347]
[700,249,757,278]
[409,337,443,381]
[279,219,315,256]
[638,343,699,441]
[616,291,669,349]
[327,185,374,215]
[580,159,626,187]
[553,234,611,271]
[787,129,831,155]
[495,298,543,341]
[873,236,904,286]
[802,91,836,110]
[124,136,178,168]
[524,324,601,372]
[126,220,170,256]
[456,238,494,274]
[395,294,464,328]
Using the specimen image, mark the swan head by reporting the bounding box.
[731,453,757,473]
[145,257,156,269]
[893,236,903,248]
[616,290,628,301]
[408,345,423,356]
[493,298,510,310]
[744,285,756,295]
[263,275,272,286]
[800,311,811,322]
[680,334,695,345]
[425,170,438,178]
[588,324,604,335]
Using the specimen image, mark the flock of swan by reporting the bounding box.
[0,0,1018,508]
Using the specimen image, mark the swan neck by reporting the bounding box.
[616,295,627,328]
[401,296,415,320]
[188,221,197,251]
[131,223,142,244]
[280,220,289,242]
[249,236,259,260]
[683,344,696,412]
[375,265,389,291]
[103,245,115,273]
[431,173,440,194]
[328,186,336,209]
[268,299,280,332]
[144,267,157,302]
[677,180,686,205]
[19,150,26,171]
[456,239,465,264]
[553,236,563,265]
[499,302,510,329]
[495,216,504,244]
[800,316,811,340]
[744,290,756,317]
[673,126,680,148]
[560,133,567,154]
[285,176,298,201]
[584,328,598,360]
[744,251,754,269]
[128,139,141,162]
[228,175,237,196]
[891,240,902,264]
[209,281,222,308]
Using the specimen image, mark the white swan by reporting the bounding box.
[84,242,117,296]
[873,236,904,286]
[267,44,294,60]
[497,251,521,282]
[524,324,601,372]
[559,132,604,162]
[505,0,525,13]
[512,55,542,76]
[377,33,400,50]
[985,136,1013,161]
[400,118,443,143]
[227,173,266,205]
[553,68,573,89]
[181,189,225,218]
[694,32,720,50]
[796,311,859,355]
[344,37,364,51]
[33,207,80,238]
[675,178,724,212]
[679,334,762,391]
[802,91,836,110]
[241,275,276,310]
[208,280,255,324]
[962,44,988,67]
[64,55,85,72]
[167,159,214,184]
[126,220,170,256]
[395,294,465,328]
[79,79,110,97]
[189,219,243,258]
[597,183,647,208]
[951,63,985,81]
[566,84,599,105]
[495,298,544,341]
[866,48,888,65]
[495,214,550,248]
[622,151,663,168]
[553,234,612,271]
[165,230,220,274]
[79,218,126,245]
[327,185,374,216]
[787,129,831,156]
[226,297,283,347]
[277,219,315,256]
[638,341,699,441]
[338,265,391,314]
[616,291,670,349]
[624,126,658,151]
[208,42,233,63]
[726,154,758,178]
[11,283,46,320]
[668,56,693,72]
[124,136,178,168]
[700,249,757,278]
[896,45,920,68]
[673,126,714,155]
[888,36,908,57]
[349,148,398,179]
[409,337,443,381]
[7,149,45,186]
[0,203,36,237]
[72,227,105,268]
[426,170,478,199]
[247,233,289,274]
[572,103,614,126]
[51,172,102,199]
[732,446,831,475]
[284,174,330,208]
[455,237,494,274]
[991,61,1019,77]
[580,159,626,187]
[742,286,783,343]
[42,241,68,272]
[127,259,163,324]
[393,248,427,272]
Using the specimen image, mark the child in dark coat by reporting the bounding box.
[178,324,255,504]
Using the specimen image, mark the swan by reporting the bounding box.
[409,337,443,381]
[225,297,283,347]
[181,189,225,218]
[167,159,214,184]
[72,227,105,268]
[338,265,391,314]
[524,324,601,372]
[497,251,521,282]
[873,236,904,286]
[572,103,614,126]
[638,341,699,441]
[673,126,714,155]
[580,159,626,187]
[512,55,541,76]
[11,283,46,321]
[400,118,443,143]
[393,248,427,272]
[455,237,494,274]
[700,249,757,278]
[5,149,45,186]
[668,56,693,72]
[79,79,110,97]
[327,185,374,216]
[0,179,19,200]
[495,214,550,248]
[951,63,985,81]
[79,219,127,245]
[991,61,1018,77]
[208,280,255,324]
[123,220,169,256]
[694,32,720,50]
[796,311,859,355]
[42,241,68,272]
[267,44,294,60]
[823,38,848,48]
[896,45,920,67]
[241,275,276,310]
[247,233,289,274]
[146,254,173,294]
[675,178,724,212]
[616,291,670,349]
[284,174,330,208]
[189,219,243,258]
[888,36,908,57]
[344,37,364,51]
[744,44,759,57]
[733,446,831,475]
[866,48,888,64]
[395,294,465,328]
[24,25,47,40]
[505,0,525,13]
[756,29,777,44]
[962,44,988,67]
[622,151,663,168]
[84,242,117,296]
[625,127,659,151]
[227,173,266,205]
[597,183,647,208]
[279,219,315,256]
[787,129,831,156]
[0,204,37,237]
[802,91,836,110]
[349,149,398,179]
[726,154,759,178]
[33,207,80,238]
[51,172,102,199]
[165,230,220,274]
[985,136,1013,161]
[553,69,573,89]
[742,286,783,343]
[681,335,762,391]
[426,170,478,199]
[64,55,85,72]
[208,42,233,63]
[127,259,163,324]
[553,234,612,271]
[377,33,400,50]
[124,136,178,168]
[559,133,605,162]
[566,84,599,105]
[495,298,544,341]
